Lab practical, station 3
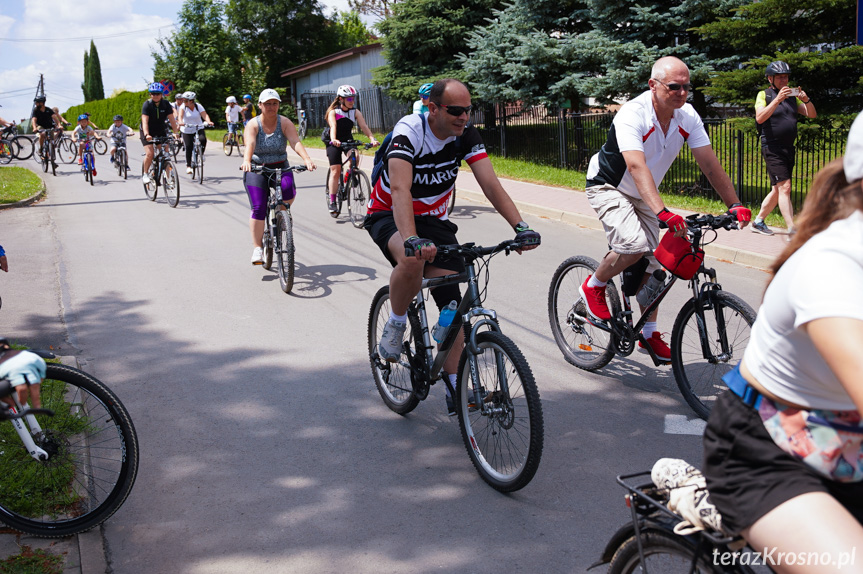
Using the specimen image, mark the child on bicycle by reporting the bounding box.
[73,114,102,174]
[107,115,134,168]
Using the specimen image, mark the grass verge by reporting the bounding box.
[0,546,64,574]
[0,167,42,205]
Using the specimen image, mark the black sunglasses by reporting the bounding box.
[438,104,473,116]
[657,80,693,92]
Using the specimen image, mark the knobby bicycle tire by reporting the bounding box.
[671,290,756,420]
[457,331,543,492]
[608,528,721,574]
[0,363,139,537]
[368,286,421,415]
[222,133,233,156]
[163,162,180,208]
[276,210,295,293]
[347,170,371,228]
[548,256,620,371]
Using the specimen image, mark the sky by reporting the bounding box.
[0,0,358,126]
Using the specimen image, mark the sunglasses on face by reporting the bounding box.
[658,80,693,92]
[344,97,355,102]
[439,104,473,116]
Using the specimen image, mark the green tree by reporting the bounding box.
[81,40,105,102]
[330,10,373,49]
[347,0,399,21]
[152,0,243,115]
[226,0,334,88]
[372,0,507,102]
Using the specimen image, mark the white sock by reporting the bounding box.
[446,373,457,397]
[587,275,607,288]
[389,311,407,324]
[643,322,658,337]
[754,217,764,225]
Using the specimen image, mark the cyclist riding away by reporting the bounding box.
[241,88,316,265]
[365,78,541,415]
[73,114,102,173]
[177,91,214,174]
[141,82,178,185]
[325,85,379,214]
[225,96,241,138]
[107,115,134,168]
[413,83,433,115]
[580,56,751,362]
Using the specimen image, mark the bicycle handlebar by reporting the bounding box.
[240,165,308,174]
[338,140,375,151]
[406,238,527,259]
[658,212,738,232]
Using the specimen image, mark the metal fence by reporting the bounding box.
[299,87,409,133]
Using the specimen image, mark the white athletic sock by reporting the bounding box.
[643,322,658,337]
[754,217,764,225]
[446,373,457,397]
[389,311,407,324]
[587,275,607,288]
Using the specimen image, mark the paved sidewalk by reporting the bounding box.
[297,145,787,270]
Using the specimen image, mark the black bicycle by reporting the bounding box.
[368,239,544,492]
[0,124,34,161]
[245,164,307,294]
[592,471,768,573]
[114,141,129,180]
[548,213,756,420]
[0,343,139,537]
[324,140,374,228]
[35,129,58,176]
[143,136,180,207]
[222,123,244,156]
[188,125,211,184]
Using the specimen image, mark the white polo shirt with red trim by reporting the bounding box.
[586,90,711,199]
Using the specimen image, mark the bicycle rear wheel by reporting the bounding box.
[0,363,139,537]
[57,138,75,164]
[222,133,233,156]
[347,170,371,228]
[93,139,107,155]
[368,286,421,415]
[276,210,295,293]
[13,136,35,161]
[608,529,718,574]
[548,256,619,371]
[162,162,180,207]
[671,291,756,420]
[457,331,543,492]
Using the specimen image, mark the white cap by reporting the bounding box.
[226,96,237,104]
[258,88,281,103]
[845,110,863,183]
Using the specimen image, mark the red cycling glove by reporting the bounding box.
[727,203,752,224]
[657,208,686,233]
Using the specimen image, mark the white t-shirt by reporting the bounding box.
[586,90,711,198]
[744,210,863,409]
[180,103,207,134]
[108,123,133,144]
[225,104,240,123]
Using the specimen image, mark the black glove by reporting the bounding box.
[404,235,435,257]
[514,221,541,247]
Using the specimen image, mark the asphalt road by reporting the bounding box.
[0,141,770,573]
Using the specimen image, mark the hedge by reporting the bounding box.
[63,90,151,131]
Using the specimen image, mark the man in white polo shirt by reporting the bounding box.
[580,56,751,361]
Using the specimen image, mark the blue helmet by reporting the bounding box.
[77,114,88,121]
[243,94,252,100]
[148,82,164,94]
[418,83,433,97]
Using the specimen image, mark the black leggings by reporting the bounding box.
[183,131,207,166]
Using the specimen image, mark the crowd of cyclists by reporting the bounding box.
[3,59,862,572]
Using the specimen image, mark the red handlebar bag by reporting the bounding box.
[655,232,704,280]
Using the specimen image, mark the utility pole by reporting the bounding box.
[28,74,45,133]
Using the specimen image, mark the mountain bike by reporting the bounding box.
[323,140,374,228]
[143,136,180,208]
[188,125,211,184]
[548,213,756,420]
[591,471,769,573]
[80,140,96,186]
[297,109,307,140]
[114,142,129,180]
[35,129,57,176]
[222,123,244,156]
[368,239,544,492]
[246,164,307,294]
[0,124,34,161]
[0,344,139,537]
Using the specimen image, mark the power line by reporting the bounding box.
[0,25,175,43]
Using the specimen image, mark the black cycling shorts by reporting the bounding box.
[140,129,167,147]
[326,143,349,167]
[364,211,464,273]
[761,145,795,185]
[703,390,863,535]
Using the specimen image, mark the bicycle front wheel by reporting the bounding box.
[13,136,35,161]
[547,256,619,371]
[0,363,139,537]
[236,133,244,155]
[262,225,274,270]
[276,210,295,293]
[608,529,718,574]
[162,162,180,208]
[222,133,233,156]
[368,286,421,415]
[93,138,107,155]
[457,331,543,492]
[347,170,371,228]
[671,290,756,420]
[143,166,157,201]
[447,188,456,215]
[197,152,204,184]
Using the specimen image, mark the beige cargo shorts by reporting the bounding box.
[586,183,660,271]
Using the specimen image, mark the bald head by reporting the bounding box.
[651,57,689,83]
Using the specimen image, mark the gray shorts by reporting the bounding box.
[586,183,660,271]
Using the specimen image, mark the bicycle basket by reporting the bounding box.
[655,232,703,280]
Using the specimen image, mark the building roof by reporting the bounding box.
[280,43,382,78]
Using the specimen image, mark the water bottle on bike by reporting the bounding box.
[636,269,667,308]
[432,300,458,343]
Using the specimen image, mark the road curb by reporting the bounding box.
[457,188,776,271]
[0,171,46,211]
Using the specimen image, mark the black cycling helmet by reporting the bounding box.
[765,61,791,77]
[113,115,123,121]
[34,95,46,103]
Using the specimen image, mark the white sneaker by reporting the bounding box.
[186,166,193,174]
[378,318,407,362]
[251,247,264,265]
[142,173,151,185]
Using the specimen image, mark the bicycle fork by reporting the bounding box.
[7,400,49,461]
